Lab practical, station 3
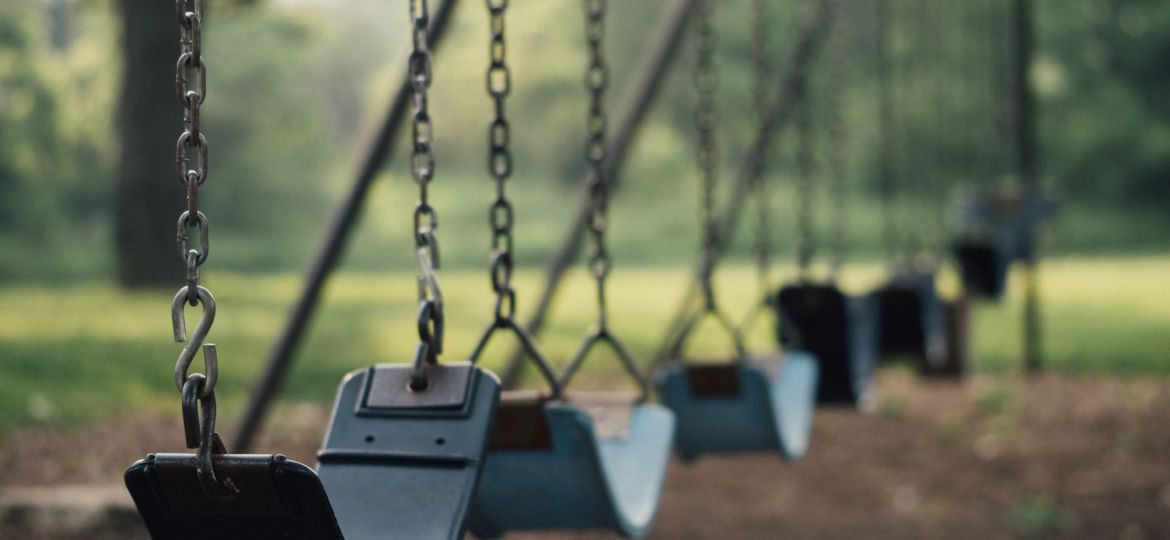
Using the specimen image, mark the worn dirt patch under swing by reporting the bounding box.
[2,372,1169,539]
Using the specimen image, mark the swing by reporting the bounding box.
[656,311,819,460]
[468,3,673,536]
[126,2,343,537]
[870,0,953,375]
[776,19,877,408]
[777,284,877,406]
[952,189,1053,298]
[130,3,501,538]
[315,2,503,538]
[874,271,947,369]
[126,453,344,540]
[316,361,500,540]
[653,0,818,462]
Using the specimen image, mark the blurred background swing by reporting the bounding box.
[3,0,1170,538]
[653,0,818,463]
[468,1,674,537]
[774,5,878,408]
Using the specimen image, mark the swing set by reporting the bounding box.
[122,0,1048,537]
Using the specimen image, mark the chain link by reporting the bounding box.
[172,0,216,397]
[582,0,612,328]
[486,0,515,321]
[171,0,232,499]
[410,0,444,366]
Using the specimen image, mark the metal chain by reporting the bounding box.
[794,62,815,280]
[171,0,236,500]
[827,3,848,278]
[749,0,772,300]
[694,0,718,311]
[583,0,612,330]
[486,0,515,322]
[175,0,209,304]
[410,0,444,369]
[173,0,214,400]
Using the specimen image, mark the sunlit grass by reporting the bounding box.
[0,255,1167,435]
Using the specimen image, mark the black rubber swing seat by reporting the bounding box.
[952,190,1055,299]
[124,453,345,540]
[468,391,674,539]
[776,283,878,407]
[654,352,819,461]
[953,240,1010,298]
[874,271,948,370]
[317,362,501,540]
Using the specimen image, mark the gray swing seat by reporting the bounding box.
[654,351,819,461]
[469,392,674,539]
[125,453,345,540]
[317,362,501,540]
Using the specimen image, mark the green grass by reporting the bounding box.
[0,254,1167,435]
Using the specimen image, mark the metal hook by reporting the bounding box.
[172,285,218,397]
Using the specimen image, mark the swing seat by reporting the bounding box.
[125,453,345,540]
[953,189,1055,299]
[468,393,674,539]
[777,283,877,407]
[317,362,501,540]
[953,240,1010,298]
[653,352,818,461]
[874,272,947,368]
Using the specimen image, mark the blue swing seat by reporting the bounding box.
[654,352,819,461]
[469,394,674,539]
[317,362,501,540]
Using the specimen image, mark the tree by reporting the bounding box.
[114,0,182,286]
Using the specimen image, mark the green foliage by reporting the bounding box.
[0,255,1167,435]
[0,0,1166,282]
[1037,0,1170,206]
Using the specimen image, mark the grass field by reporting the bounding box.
[0,254,1166,435]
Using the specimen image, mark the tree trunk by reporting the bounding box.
[115,0,183,286]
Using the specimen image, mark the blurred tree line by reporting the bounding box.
[0,0,1166,285]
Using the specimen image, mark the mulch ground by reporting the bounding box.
[2,372,1168,539]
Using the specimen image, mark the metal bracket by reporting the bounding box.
[361,362,473,411]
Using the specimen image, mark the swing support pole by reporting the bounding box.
[1012,0,1042,373]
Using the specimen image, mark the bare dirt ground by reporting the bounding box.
[2,372,1169,539]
